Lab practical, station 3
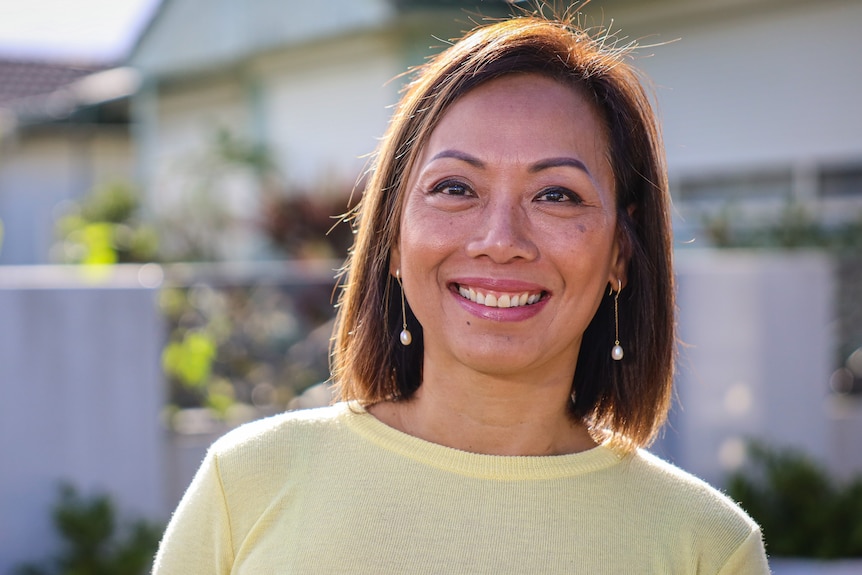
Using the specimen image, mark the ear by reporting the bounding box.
[608,204,635,290]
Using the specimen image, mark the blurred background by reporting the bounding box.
[1,0,861,571]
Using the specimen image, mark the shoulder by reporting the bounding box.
[612,448,765,570]
[621,448,758,527]
[207,403,351,477]
[213,403,343,448]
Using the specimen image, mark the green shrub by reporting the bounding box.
[54,182,159,265]
[14,484,163,575]
[728,442,862,558]
[701,200,862,253]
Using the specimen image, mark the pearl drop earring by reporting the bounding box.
[396,269,412,346]
[611,279,624,361]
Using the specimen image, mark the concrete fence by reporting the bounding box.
[659,250,862,487]
[0,265,165,573]
[1,253,860,570]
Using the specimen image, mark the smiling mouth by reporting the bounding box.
[455,284,546,309]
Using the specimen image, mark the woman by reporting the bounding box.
[153,10,770,574]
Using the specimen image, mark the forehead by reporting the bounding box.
[447,72,597,116]
[432,73,604,142]
[413,73,613,183]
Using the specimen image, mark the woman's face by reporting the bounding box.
[391,73,627,382]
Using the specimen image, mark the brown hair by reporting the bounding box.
[331,9,675,449]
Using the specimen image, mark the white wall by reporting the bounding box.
[657,250,860,488]
[597,0,862,174]
[255,34,400,188]
[149,78,252,209]
[0,266,166,573]
[147,33,400,194]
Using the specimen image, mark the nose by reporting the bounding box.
[465,197,538,263]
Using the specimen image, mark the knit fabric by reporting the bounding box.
[153,402,770,574]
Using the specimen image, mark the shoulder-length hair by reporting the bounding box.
[331,10,675,449]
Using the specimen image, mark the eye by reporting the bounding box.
[430,179,473,197]
[535,187,582,204]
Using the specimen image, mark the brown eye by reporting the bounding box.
[432,180,473,197]
[536,187,581,203]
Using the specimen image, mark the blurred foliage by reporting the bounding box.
[13,484,163,575]
[51,129,348,423]
[159,280,335,423]
[54,129,354,265]
[162,331,217,388]
[153,128,353,262]
[149,129,347,422]
[260,192,354,260]
[151,128,272,262]
[728,442,862,558]
[702,201,862,253]
[212,127,274,175]
[54,182,159,265]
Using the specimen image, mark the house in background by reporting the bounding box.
[0,59,139,264]
[590,0,862,235]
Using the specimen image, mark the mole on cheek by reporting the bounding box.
[577,224,587,233]
[466,321,471,326]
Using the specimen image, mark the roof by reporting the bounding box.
[0,58,107,107]
[127,0,514,78]
[0,57,139,133]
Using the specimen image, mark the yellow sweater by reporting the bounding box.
[153,402,769,574]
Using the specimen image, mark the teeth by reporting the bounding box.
[457,285,542,309]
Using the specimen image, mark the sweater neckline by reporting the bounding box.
[338,401,624,481]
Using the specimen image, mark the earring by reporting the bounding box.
[396,269,412,346]
[610,279,624,361]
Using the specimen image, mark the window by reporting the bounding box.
[820,163,862,198]
[676,169,793,203]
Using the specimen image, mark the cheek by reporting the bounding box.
[540,218,618,273]
[537,215,608,247]
[400,203,464,257]
[399,234,450,278]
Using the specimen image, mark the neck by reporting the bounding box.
[370,365,596,456]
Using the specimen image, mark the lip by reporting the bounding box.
[449,277,549,322]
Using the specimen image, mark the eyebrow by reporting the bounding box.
[428,149,484,167]
[529,156,591,175]
[428,149,593,178]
